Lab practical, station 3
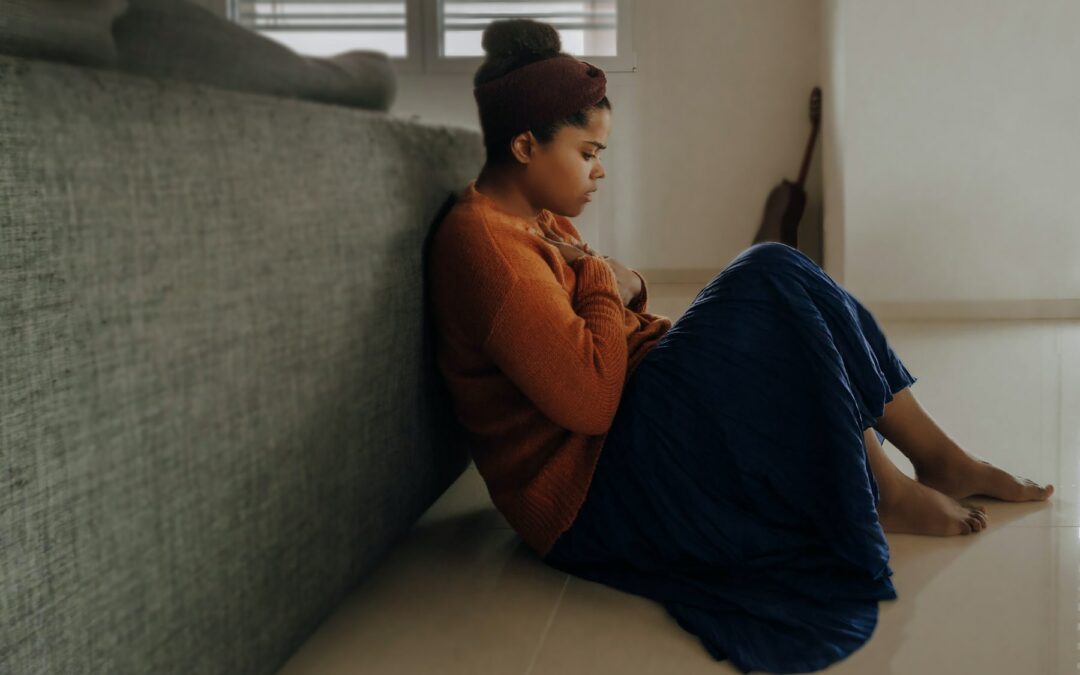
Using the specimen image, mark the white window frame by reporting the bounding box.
[399,0,426,74]
[228,0,636,76]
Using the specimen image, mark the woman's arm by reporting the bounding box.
[549,215,648,311]
[482,255,629,436]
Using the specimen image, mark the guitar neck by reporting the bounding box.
[795,122,820,188]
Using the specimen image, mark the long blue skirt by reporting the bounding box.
[542,242,918,674]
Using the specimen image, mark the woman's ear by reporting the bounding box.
[509,132,535,164]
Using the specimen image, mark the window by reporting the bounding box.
[229,1,411,58]
[227,0,636,74]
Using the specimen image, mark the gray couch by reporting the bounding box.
[0,52,480,674]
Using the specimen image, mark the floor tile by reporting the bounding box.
[414,462,513,530]
[876,319,1077,527]
[276,517,567,675]
[529,525,1080,674]
[280,280,1080,675]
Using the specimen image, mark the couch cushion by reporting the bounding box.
[0,52,477,674]
[0,0,128,66]
[111,0,397,111]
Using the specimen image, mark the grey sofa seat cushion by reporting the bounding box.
[0,0,129,66]
[111,0,398,111]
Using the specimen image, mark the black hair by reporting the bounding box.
[474,18,611,166]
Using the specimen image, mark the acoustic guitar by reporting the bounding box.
[752,87,822,248]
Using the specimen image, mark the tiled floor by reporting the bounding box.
[277,282,1080,675]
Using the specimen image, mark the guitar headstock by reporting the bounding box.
[809,87,822,124]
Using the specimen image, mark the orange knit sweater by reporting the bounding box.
[428,179,673,558]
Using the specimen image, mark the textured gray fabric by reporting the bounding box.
[0,52,480,674]
[112,0,398,111]
[0,0,128,66]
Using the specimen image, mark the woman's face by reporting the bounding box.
[518,106,611,217]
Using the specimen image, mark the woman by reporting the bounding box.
[427,18,1054,674]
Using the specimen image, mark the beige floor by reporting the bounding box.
[278,282,1080,675]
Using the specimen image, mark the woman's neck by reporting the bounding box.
[474,166,542,224]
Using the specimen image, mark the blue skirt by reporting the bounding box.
[542,242,918,674]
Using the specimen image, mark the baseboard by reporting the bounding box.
[856,299,1080,320]
[637,268,717,284]
[642,270,1080,320]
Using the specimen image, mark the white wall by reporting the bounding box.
[194,0,824,274]
[824,0,1080,306]
[820,0,846,284]
[392,0,825,275]
[192,0,1079,311]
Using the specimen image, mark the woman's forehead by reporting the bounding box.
[558,110,611,143]
[561,128,608,148]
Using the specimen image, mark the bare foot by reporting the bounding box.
[878,471,989,536]
[913,444,1054,502]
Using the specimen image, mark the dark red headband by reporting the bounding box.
[473,53,608,142]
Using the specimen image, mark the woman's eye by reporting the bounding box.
[582,153,596,161]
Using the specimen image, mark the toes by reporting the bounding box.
[962,505,988,532]
[1009,474,1054,501]
[1021,480,1053,501]
[1029,481,1054,500]
[956,500,988,532]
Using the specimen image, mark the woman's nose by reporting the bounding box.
[593,160,605,180]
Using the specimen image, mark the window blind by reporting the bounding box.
[441,1,618,57]
[232,1,409,57]
[229,0,621,60]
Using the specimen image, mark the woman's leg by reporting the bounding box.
[874,387,1054,502]
[811,252,1056,504]
[864,427,988,536]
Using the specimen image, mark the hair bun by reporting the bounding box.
[481,19,562,60]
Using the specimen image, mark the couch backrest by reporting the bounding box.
[0,53,480,674]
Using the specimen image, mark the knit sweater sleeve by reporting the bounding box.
[482,254,628,436]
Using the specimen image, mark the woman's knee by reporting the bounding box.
[706,242,816,296]
[738,241,810,273]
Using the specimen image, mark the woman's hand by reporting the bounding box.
[541,234,591,265]
[571,239,599,256]
[540,233,641,306]
[598,255,642,306]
